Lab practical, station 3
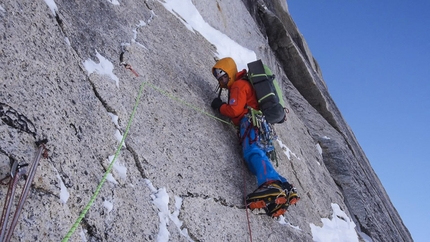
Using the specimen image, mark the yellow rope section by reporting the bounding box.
[146,82,233,126]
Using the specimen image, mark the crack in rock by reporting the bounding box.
[0,102,37,138]
[182,192,244,209]
[125,144,148,179]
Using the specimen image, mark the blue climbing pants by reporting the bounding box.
[239,116,287,187]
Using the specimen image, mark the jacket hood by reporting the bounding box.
[212,57,237,88]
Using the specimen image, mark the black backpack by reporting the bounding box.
[247,60,286,124]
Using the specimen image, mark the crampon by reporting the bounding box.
[246,184,300,218]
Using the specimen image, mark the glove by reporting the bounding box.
[211,97,225,111]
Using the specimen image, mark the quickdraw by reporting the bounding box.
[0,139,48,242]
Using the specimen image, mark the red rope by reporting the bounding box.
[242,159,253,242]
[239,123,258,146]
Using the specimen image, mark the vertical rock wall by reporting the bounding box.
[0,0,412,241]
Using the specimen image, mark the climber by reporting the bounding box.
[210,57,299,217]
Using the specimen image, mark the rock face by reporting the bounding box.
[0,0,412,241]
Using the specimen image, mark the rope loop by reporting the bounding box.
[63,79,236,240]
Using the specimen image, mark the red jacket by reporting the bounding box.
[219,70,259,125]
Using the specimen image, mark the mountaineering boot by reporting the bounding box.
[282,182,300,206]
[266,183,300,217]
[246,181,286,205]
[246,181,301,218]
[246,181,288,217]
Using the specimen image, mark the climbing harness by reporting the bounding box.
[242,107,279,166]
[0,139,48,242]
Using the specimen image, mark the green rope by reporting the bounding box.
[62,80,235,240]
[62,81,147,242]
[146,82,234,126]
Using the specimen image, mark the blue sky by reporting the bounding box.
[287,1,430,241]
